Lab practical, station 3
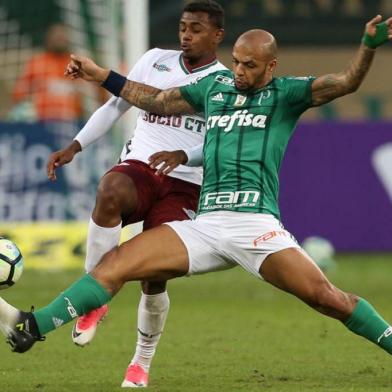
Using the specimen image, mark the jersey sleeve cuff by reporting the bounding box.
[179,86,201,112]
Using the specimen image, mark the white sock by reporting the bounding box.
[84,218,122,273]
[131,291,170,372]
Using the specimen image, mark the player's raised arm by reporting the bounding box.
[66,54,196,115]
[311,15,392,106]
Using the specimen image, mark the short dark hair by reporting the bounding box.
[182,1,225,29]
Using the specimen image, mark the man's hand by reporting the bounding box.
[65,54,110,83]
[148,150,188,176]
[47,140,82,181]
[362,15,392,49]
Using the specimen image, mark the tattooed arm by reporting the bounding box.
[121,82,195,115]
[311,45,375,106]
[65,54,195,115]
[311,15,392,106]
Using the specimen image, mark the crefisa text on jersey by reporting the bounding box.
[207,110,267,132]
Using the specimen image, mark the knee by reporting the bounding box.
[95,173,136,215]
[90,247,125,295]
[96,180,122,213]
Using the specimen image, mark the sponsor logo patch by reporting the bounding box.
[234,94,247,107]
[52,317,64,328]
[214,74,235,86]
[258,90,271,103]
[211,92,224,102]
[64,297,78,319]
[207,110,267,133]
[182,208,196,220]
[377,326,392,343]
[153,62,171,72]
[253,230,288,246]
[203,190,260,209]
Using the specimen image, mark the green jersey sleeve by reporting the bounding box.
[282,76,316,114]
[179,73,217,112]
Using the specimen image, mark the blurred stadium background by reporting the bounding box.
[1,1,392,391]
[0,0,391,269]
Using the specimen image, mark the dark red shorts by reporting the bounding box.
[109,159,200,230]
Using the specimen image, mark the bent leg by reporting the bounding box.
[260,247,356,320]
[128,282,170,378]
[260,247,392,354]
[92,224,189,293]
[85,171,138,272]
[33,225,188,336]
[125,177,200,383]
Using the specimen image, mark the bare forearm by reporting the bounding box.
[341,43,375,93]
[312,44,375,106]
[99,72,194,116]
[94,69,166,112]
[311,13,392,106]
[121,81,193,115]
[97,68,196,115]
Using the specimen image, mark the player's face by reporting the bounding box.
[232,46,277,91]
[179,12,223,61]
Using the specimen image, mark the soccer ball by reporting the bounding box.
[302,236,336,272]
[0,237,24,289]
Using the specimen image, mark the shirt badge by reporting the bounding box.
[234,94,247,107]
[258,90,271,104]
[153,62,171,72]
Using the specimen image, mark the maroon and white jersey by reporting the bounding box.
[75,48,226,185]
[121,48,226,184]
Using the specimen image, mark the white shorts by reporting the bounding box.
[165,211,301,279]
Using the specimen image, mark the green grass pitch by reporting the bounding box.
[1,254,391,391]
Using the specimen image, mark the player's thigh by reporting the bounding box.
[167,215,236,275]
[143,180,200,230]
[221,212,302,279]
[105,160,157,222]
[93,224,189,284]
[260,247,332,300]
[96,171,138,214]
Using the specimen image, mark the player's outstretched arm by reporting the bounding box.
[66,54,195,116]
[311,15,392,106]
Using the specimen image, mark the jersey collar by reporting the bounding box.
[179,53,218,75]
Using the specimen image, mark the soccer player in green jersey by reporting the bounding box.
[1,14,392,379]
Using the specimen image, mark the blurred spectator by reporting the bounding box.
[11,23,83,122]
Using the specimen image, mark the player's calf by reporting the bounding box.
[305,284,358,321]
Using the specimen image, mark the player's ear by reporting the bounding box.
[215,28,225,45]
[268,59,277,74]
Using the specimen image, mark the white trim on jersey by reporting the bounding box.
[184,143,204,167]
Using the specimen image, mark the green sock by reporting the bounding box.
[345,298,392,354]
[33,274,112,335]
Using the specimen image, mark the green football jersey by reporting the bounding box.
[180,70,315,219]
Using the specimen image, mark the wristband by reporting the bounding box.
[362,22,389,49]
[101,70,127,96]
